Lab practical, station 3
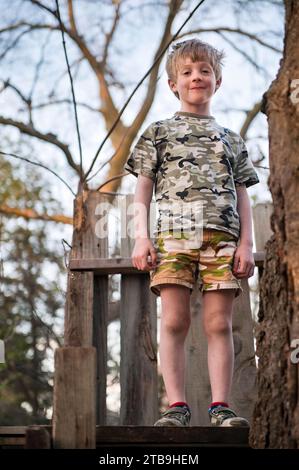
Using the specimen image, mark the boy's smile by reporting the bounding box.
[168,58,222,116]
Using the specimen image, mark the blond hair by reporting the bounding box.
[166,39,225,99]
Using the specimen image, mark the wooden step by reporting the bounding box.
[96,426,249,448]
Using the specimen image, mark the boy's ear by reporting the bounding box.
[168,78,177,93]
[214,77,222,93]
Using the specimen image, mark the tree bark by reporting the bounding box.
[250,0,299,449]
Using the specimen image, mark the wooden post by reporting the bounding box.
[120,194,158,425]
[53,347,96,449]
[53,190,108,448]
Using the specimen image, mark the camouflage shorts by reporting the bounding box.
[149,229,243,298]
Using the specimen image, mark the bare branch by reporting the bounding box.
[47,55,85,97]
[27,98,100,113]
[87,123,129,181]
[29,2,101,74]
[102,1,121,67]
[30,0,58,17]
[177,27,282,54]
[67,0,79,35]
[32,307,63,347]
[1,79,30,106]
[28,29,51,103]
[0,203,73,225]
[0,150,76,196]
[96,172,128,192]
[56,0,83,180]
[240,101,263,139]
[0,118,81,177]
[0,26,35,61]
[1,79,34,125]
[217,32,270,76]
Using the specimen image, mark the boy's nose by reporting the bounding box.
[192,74,203,81]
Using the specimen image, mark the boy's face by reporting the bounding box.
[168,57,222,112]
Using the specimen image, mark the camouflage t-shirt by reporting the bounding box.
[124,111,259,240]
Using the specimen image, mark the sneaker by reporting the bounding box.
[154,405,191,427]
[208,405,249,427]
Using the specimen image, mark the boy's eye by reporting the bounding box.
[182,69,210,75]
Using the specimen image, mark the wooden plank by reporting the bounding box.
[25,426,51,449]
[64,271,94,346]
[69,251,265,274]
[252,203,273,279]
[95,426,249,447]
[0,426,26,447]
[252,203,273,251]
[186,287,208,425]
[93,274,108,425]
[70,191,109,261]
[69,257,147,273]
[53,347,96,449]
[0,437,25,447]
[119,194,158,426]
[0,426,27,434]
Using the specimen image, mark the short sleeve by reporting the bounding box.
[124,123,159,182]
[233,137,259,188]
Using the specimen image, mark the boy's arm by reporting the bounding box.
[131,175,157,271]
[235,184,253,247]
[233,184,255,278]
[133,174,154,239]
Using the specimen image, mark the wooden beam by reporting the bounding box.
[69,252,265,274]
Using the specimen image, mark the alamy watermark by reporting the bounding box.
[0,340,5,363]
[290,79,299,104]
[290,339,299,364]
[93,196,205,241]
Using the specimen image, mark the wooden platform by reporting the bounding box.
[0,425,249,449]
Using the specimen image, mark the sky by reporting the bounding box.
[0,0,285,415]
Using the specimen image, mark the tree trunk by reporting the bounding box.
[250,0,299,448]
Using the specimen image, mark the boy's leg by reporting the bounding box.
[159,284,191,405]
[202,289,235,404]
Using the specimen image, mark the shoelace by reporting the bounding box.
[210,406,237,420]
[164,406,191,418]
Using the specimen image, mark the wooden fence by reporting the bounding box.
[51,191,273,448]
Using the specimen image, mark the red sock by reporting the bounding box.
[169,401,189,409]
[210,401,229,409]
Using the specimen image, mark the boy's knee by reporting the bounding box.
[162,312,191,336]
[203,313,232,337]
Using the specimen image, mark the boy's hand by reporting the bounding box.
[232,244,255,279]
[132,238,157,271]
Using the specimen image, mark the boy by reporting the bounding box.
[124,39,259,427]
